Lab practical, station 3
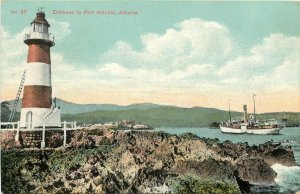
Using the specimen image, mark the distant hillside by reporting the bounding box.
[62,108,300,127]
[256,112,300,127]
[1,101,20,122]
[62,107,242,127]
[1,99,163,114]
[1,99,299,127]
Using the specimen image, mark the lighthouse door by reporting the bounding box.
[26,111,33,129]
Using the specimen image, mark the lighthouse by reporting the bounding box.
[20,10,61,128]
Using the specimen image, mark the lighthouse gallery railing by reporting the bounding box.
[24,32,54,42]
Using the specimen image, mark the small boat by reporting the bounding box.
[220,95,284,135]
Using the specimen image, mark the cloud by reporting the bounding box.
[0,19,72,100]
[218,34,300,91]
[1,17,299,111]
[96,63,208,83]
[48,19,71,43]
[0,18,71,67]
[92,22,300,108]
[0,25,28,66]
[0,19,71,70]
[0,26,28,95]
[101,18,235,70]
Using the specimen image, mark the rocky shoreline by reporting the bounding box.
[1,127,297,193]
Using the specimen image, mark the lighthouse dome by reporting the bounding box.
[31,11,50,27]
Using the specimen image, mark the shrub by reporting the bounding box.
[173,175,240,194]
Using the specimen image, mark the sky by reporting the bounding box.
[1,1,300,113]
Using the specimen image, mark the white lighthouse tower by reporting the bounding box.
[20,10,61,128]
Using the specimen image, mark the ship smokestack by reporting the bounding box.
[243,104,247,123]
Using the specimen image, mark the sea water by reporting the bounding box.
[155,127,300,193]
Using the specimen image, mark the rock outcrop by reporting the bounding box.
[211,140,296,166]
[1,128,297,193]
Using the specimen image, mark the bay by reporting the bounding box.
[155,127,300,193]
[155,127,300,164]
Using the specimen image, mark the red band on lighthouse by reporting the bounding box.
[22,86,52,108]
[27,44,51,64]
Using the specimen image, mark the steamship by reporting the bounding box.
[220,95,284,135]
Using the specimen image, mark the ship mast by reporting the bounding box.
[228,100,232,123]
[253,94,256,123]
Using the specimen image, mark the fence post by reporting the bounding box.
[63,121,67,147]
[15,121,20,142]
[41,123,45,149]
[74,121,77,129]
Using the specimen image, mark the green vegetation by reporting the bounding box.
[48,146,111,172]
[209,121,220,128]
[1,150,45,193]
[62,107,300,127]
[179,132,201,140]
[2,100,300,127]
[257,112,300,127]
[62,107,242,127]
[1,146,113,193]
[173,175,240,194]
[1,102,20,122]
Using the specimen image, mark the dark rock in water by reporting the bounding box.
[234,157,277,185]
[234,170,251,193]
[262,144,296,166]
[211,140,296,166]
[174,158,235,181]
[0,127,297,193]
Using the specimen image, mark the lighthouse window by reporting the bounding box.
[32,23,48,33]
[36,24,43,32]
[43,25,48,33]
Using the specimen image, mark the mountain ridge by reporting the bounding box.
[2,98,166,114]
[1,99,299,127]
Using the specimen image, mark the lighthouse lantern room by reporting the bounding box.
[20,10,61,128]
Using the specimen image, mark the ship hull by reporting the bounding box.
[246,127,282,135]
[220,126,246,134]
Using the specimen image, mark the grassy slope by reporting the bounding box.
[62,107,300,127]
[1,102,20,122]
[2,100,299,127]
[62,107,243,127]
[257,112,300,127]
[1,99,163,114]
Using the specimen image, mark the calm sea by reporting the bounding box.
[155,127,300,193]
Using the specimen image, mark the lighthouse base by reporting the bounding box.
[20,108,61,128]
